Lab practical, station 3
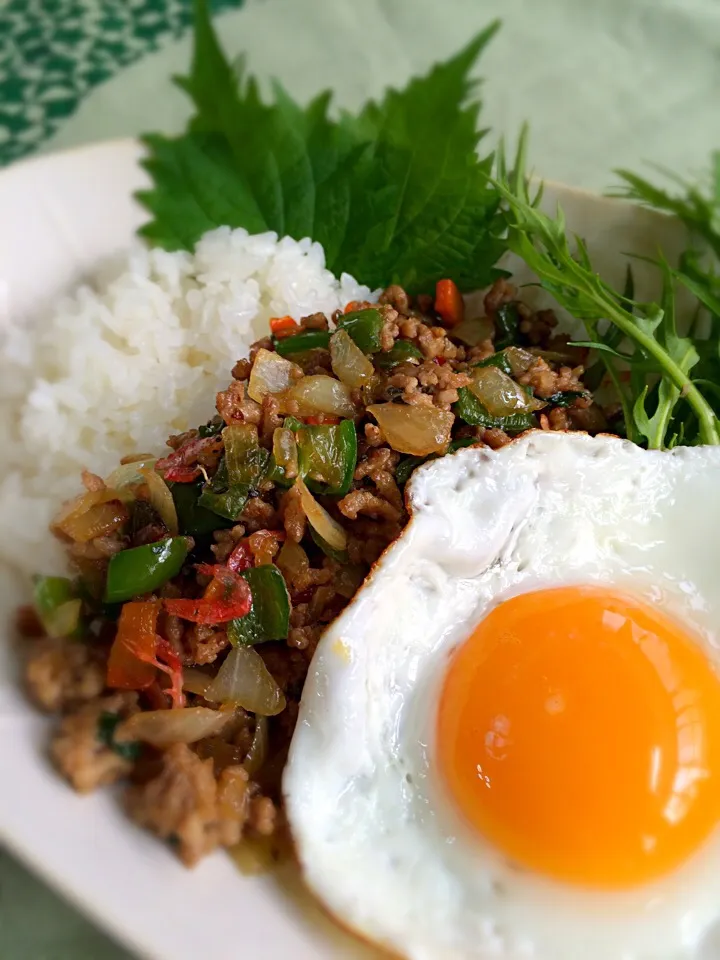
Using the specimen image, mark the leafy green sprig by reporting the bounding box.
[138,0,505,293]
[493,130,720,447]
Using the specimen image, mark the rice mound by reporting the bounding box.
[0,227,372,575]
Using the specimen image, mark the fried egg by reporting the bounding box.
[284,432,720,960]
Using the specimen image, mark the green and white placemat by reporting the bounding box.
[1,0,720,956]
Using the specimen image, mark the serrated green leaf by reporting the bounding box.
[136,0,504,293]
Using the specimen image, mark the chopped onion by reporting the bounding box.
[105,459,157,489]
[53,487,132,534]
[367,403,454,456]
[248,348,301,402]
[57,501,129,543]
[114,706,237,745]
[283,375,355,418]
[469,366,546,417]
[275,539,310,581]
[330,329,375,388]
[140,468,178,535]
[449,315,494,346]
[205,645,286,716]
[333,564,366,599]
[295,477,348,552]
[182,668,214,697]
[503,346,537,377]
[272,428,298,479]
[45,599,82,638]
[243,716,268,776]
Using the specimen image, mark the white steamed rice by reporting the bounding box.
[0,227,372,576]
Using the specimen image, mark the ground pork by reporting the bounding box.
[24,279,608,869]
[216,380,262,425]
[25,637,105,713]
[184,624,229,665]
[517,357,585,398]
[125,743,259,866]
[379,284,411,313]
[279,486,306,543]
[338,489,402,523]
[51,692,138,793]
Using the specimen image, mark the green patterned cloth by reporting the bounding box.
[0,0,241,166]
[3,0,720,957]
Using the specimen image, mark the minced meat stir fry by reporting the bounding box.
[18,278,613,867]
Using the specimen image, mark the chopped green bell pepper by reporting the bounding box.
[33,575,74,618]
[223,424,271,487]
[32,575,82,638]
[454,387,536,434]
[170,479,232,536]
[337,308,383,354]
[374,340,424,370]
[104,537,189,603]
[273,331,331,356]
[472,351,514,375]
[228,564,291,646]
[297,419,357,496]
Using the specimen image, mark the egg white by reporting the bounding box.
[284,432,720,960]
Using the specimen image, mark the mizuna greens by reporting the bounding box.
[494,132,720,449]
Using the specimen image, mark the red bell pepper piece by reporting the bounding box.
[270,315,300,338]
[434,278,465,328]
[164,564,252,624]
[343,300,367,314]
[107,600,186,708]
[107,601,161,691]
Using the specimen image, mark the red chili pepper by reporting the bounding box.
[434,278,465,328]
[164,564,252,624]
[434,357,447,366]
[304,414,341,426]
[343,300,366,314]
[270,315,300,338]
[156,435,223,482]
[226,540,253,573]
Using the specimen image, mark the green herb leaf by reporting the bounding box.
[454,388,536,433]
[374,339,424,370]
[492,138,720,448]
[228,565,291,645]
[96,713,140,762]
[472,351,514,375]
[137,0,504,292]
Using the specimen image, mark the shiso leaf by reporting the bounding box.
[137,0,504,293]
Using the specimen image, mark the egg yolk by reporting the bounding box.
[437,586,720,888]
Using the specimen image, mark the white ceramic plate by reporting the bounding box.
[0,140,688,960]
